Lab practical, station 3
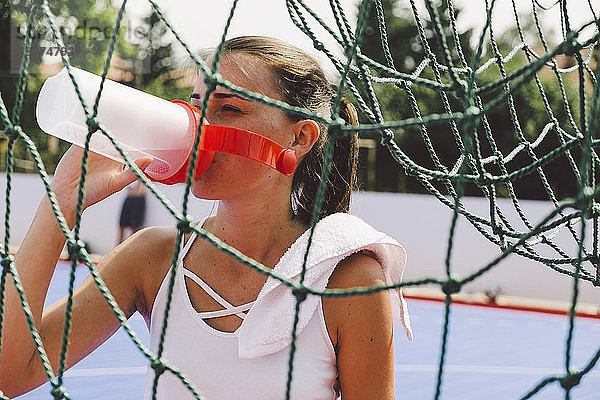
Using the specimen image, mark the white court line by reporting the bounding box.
[64,364,600,378]
[65,366,147,377]
[396,364,600,377]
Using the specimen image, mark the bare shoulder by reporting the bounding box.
[104,226,178,320]
[118,225,177,258]
[108,226,177,272]
[327,252,387,289]
[323,252,392,347]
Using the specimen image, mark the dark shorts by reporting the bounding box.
[119,196,146,228]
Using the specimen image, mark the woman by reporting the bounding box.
[0,36,411,399]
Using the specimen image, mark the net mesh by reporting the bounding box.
[1,0,600,399]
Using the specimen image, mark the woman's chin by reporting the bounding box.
[190,184,220,200]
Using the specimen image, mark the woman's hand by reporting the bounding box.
[51,145,153,223]
[0,145,152,396]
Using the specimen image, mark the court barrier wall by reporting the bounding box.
[1,172,598,306]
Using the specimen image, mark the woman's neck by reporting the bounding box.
[207,191,307,268]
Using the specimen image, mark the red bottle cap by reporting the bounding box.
[149,101,297,185]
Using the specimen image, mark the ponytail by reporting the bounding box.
[291,98,358,225]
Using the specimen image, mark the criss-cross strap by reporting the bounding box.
[195,303,254,320]
[183,268,255,320]
[178,231,198,263]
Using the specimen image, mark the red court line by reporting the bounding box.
[404,294,600,320]
[51,257,600,320]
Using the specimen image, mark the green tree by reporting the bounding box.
[355,0,583,202]
[473,15,582,201]
[1,0,136,173]
[1,1,193,173]
[138,10,174,87]
[356,0,473,193]
[130,8,192,101]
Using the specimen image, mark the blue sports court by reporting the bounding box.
[12,261,600,400]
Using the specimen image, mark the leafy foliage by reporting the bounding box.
[0,1,192,173]
[355,0,587,201]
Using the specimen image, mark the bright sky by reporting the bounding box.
[124,0,362,47]
[121,0,599,73]
[123,0,363,76]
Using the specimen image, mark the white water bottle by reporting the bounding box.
[36,67,202,183]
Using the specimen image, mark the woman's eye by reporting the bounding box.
[220,104,242,113]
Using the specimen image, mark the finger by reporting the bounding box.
[55,145,84,171]
[112,157,154,191]
[66,144,85,158]
[134,156,154,172]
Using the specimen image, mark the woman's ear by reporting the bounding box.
[291,120,320,157]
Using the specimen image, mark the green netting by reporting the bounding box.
[1,0,600,399]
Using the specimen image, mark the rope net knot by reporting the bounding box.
[203,75,218,93]
[563,36,582,58]
[292,286,309,303]
[150,357,167,376]
[560,371,582,390]
[4,125,23,141]
[574,186,595,215]
[66,239,87,262]
[50,384,68,400]
[176,217,194,234]
[0,254,15,270]
[85,117,101,135]
[441,278,461,296]
[328,120,345,140]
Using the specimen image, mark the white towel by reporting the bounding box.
[237,212,413,359]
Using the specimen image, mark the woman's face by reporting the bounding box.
[189,53,296,200]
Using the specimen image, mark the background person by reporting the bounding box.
[117,180,147,244]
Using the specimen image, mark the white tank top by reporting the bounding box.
[143,232,339,400]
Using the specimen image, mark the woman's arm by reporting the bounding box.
[323,253,395,400]
[0,146,153,396]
